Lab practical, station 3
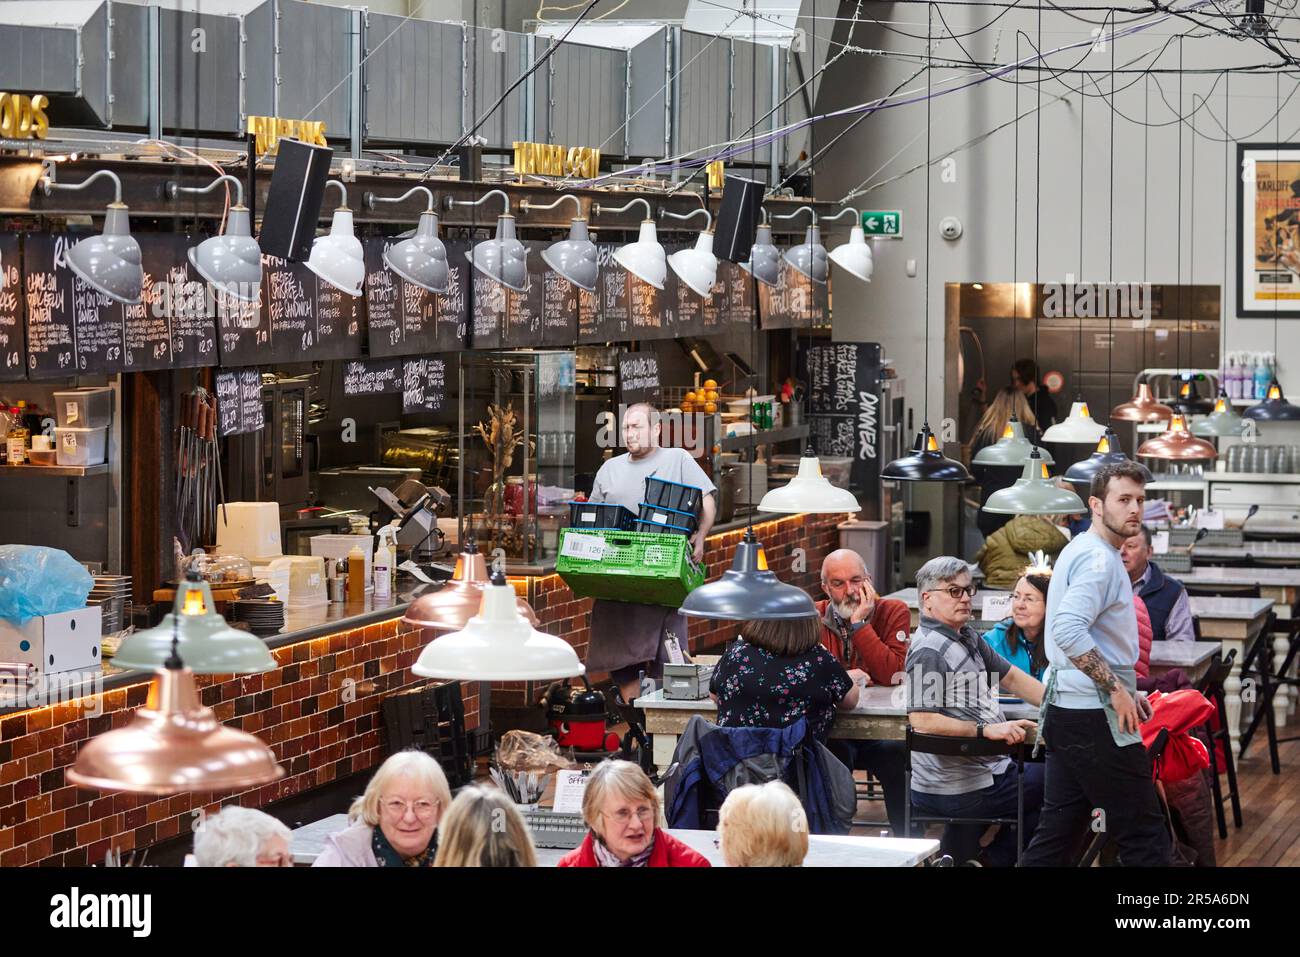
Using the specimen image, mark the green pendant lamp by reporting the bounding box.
[679,530,818,621]
[983,449,1087,515]
[111,571,276,675]
[972,416,1054,467]
[1192,392,1252,435]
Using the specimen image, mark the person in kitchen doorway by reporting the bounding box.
[587,403,717,704]
[1010,358,1059,432]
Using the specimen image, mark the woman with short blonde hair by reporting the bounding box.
[314,750,452,867]
[433,786,538,867]
[558,760,710,868]
[718,781,809,867]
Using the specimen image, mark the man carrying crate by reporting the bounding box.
[587,403,717,704]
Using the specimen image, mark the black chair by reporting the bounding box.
[903,727,1025,864]
[1195,649,1243,838]
[1184,584,1261,599]
[1076,728,1171,866]
[1239,614,1300,774]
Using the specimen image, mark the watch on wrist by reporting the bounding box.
[975,721,985,739]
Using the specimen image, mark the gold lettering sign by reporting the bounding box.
[513,141,601,179]
[0,93,49,140]
[706,160,724,190]
[246,116,329,155]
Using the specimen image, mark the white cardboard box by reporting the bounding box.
[0,606,103,677]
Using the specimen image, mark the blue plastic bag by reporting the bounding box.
[0,545,94,625]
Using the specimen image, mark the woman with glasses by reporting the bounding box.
[313,750,451,867]
[985,567,1052,680]
[558,760,709,868]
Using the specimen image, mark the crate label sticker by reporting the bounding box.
[664,638,685,665]
[981,593,1012,621]
[65,401,78,424]
[1151,530,1170,554]
[553,769,590,815]
[561,532,606,561]
[653,512,668,524]
[1195,509,1225,530]
[62,432,76,450]
[580,511,597,524]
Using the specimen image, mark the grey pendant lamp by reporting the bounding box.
[741,221,782,287]
[772,206,828,284]
[40,166,144,304]
[973,417,1055,467]
[450,189,529,292]
[1192,393,1250,435]
[521,194,598,293]
[368,185,450,293]
[168,175,263,301]
[983,449,1087,515]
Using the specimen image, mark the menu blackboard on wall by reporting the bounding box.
[341,357,404,397]
[618,350,661,405]
[0,236,24,381]
[541,267,579,347]
[592,244,628,343]
[215,368,267,437]
[726,262,755,329]
[435,245,470,352]
[673,256,706,338]
[629,276,674,341]
[502,241,545,348]
[759,261,829,331]
[122,236,219,372]
[800,341,881,491]
[365,238,440,358]
[402,357,448,414]
[262,256,364,363]
[216,264,268,368]
[24,234,76,378]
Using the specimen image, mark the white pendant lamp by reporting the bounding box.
[663,206,718,297]
[306,179,365,297]
[450,188,529,293]
[39,165,144,304]
[758,447,860,514]
[972,416,1055,467]
[412,570,583,681]
[367,185,450,293]
[1041,400,1108,443]
[168,175,263,302]
[741,222,782,287]
[522,194,597,292]
[596,197,666,289]
[821,207,874,283]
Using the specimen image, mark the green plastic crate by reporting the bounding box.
[556,528,705,607]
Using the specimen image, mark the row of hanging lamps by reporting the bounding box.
[448,188,529,292]
[39,165,144,304]
[305,178,365,297]
[402,538,538,632]
[663,206,719,296]
[985,449,1087,515]
[594,197,665,289]
[882,5,971,484]
[366,185,451,293]
[521,194,598,292]
[168,174,263,301]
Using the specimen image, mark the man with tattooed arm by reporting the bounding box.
[1020,463,1171,866]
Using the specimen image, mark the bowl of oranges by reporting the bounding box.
[680,379,722,415]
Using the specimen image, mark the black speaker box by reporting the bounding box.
[712,175,765,263]
[257,138,334,262]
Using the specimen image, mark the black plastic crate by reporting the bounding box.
[637,501,700,534]
[568,501,636,530]
[381,681,472,787]
[643,477,705,520]
[633,517,694,537]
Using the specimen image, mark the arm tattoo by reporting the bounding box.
[1070,649,1119,695]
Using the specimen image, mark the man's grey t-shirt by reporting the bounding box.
[905,616,1012,795]
[590,446,716,514]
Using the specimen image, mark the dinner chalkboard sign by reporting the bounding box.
[402,356,448,414]
[215,368,267,437]
[618,350,661,405]
[341,357,404,397]
[800,341,881,491]
[0,236,24,381]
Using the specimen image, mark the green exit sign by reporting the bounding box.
[861,210,902,237]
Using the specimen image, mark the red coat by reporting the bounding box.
[1141,689,1215,783]
[1134,595,1154,679]
[557,829,711,868]
[815,598,910,686]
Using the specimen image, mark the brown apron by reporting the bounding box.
[585,599,688,675]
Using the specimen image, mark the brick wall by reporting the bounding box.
[0,617,472,868]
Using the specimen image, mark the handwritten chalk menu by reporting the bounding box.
[121,236,219,372]
[402,357,448,414]
[759,260,829,331]
[311,271,363,360]
[363,240,404,354]
[726,262,755,329]
[469,272,507,349]
[673,253,706,338]
[364,238,462,358]
[502,241,546,348]
[262,256,363,362]
[24,234,75,377]
[0,236,24,381]
[435,244,470,351]
[592,244,628,343]
[216,266,268,367]
[341,357,403,397]
[575,287,600,344]
[618,351,661,405]
[541,266,579,347]
[629,276,674,341]
[800,341,882,491]
[215,368,266,437]
[699,262,728,335]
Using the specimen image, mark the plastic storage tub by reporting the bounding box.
[567,501,637,531]
[54,387,113,429]
[55,426,108,466]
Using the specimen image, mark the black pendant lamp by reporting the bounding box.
[1064,430,1154,490]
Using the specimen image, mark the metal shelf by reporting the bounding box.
[718,424,810,452]
[0,463,108,478]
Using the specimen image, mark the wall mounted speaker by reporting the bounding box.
[257,138,333,262]
[712,175,765,263]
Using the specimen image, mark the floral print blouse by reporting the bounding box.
[712,638,853,741]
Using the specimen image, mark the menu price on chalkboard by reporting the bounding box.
[0,235,24,381]
[672,249,706,338]
[725,262,755,329]
[121,236,220,372]
[342,357,404,397]
[262,255,364,363]
[541,266,579,346]
[628,276,674,341]
[402,357,448,414]
[215,265,269,368]
[589,244,628,343]
[24,234,76,378]
[800,341,881,492]
[618,350,661,405]
[215,368,267,437]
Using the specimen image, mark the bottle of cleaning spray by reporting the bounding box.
[374,523,397,599]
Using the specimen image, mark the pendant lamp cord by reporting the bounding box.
[923,2,933,427]
[1222,70,1230,381]
[1077,72,1085,396]
[1012,32,1021,385]
[1142,72,1149,374]
[746,0,759,534]
[1033,4,1041,413]
[1275,69,1281,359]
[1107,14,1115,413]
[1176,36,1184,385]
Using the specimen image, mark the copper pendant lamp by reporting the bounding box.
[67,631,283,795]
[401,538,538,632]
[1136,413,1218,460]
[1111,382,1175,424]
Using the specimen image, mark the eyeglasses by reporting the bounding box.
[927,584,977,600]
[382,797,440,820]
[605,805,655,826]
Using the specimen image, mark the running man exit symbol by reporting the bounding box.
[861,210,902,237]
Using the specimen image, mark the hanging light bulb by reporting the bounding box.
[1191,392,1252,436]
[1041,400,1108,443]
[448,189,529,292]
[1063,429,1154,489]
[972,416,1054,467]
[39,166,143,304]
[758,447,860,514]
[595,197,666,289]
[822,207,874,283]
[68,628,283,794]
[111,571,277,675]
[740,222,782,287]
[306,179,365,297]
[168,175,262,301]
[882,424,972,482]
[367,185,450,293]
[520,194,597,292]
[1110,381,1175,424]
[983,449,1087,515]
[402,538,538,632]
[1137,413,1218,460]
[412,570,582,681]
[679,530,818,621]
[1243,379,1300,421]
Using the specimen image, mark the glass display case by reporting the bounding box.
[459,351,576,569]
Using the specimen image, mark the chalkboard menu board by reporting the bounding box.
[122,236,219,372]
[216,270,268,367]
[800,341,882,491]
[341,357,404,397]
[262,255,363,362]
[215,368,266,437]
[628,275,674,341]
[759,260,829,331]
[673,249,706,338]
[24,234,77,378]
[502,241,546,348]
[590,244,628,343]
[541,266,579,347]
[0,236,24,381]
[402,356,448,414]
[618,351,661,405]
[725,262,756,330]
[364,238,469,357]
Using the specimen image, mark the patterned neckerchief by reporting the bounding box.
[591,832,656,868]
[372,825,438,867]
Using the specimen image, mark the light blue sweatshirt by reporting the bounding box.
[1043,529,1138,710]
